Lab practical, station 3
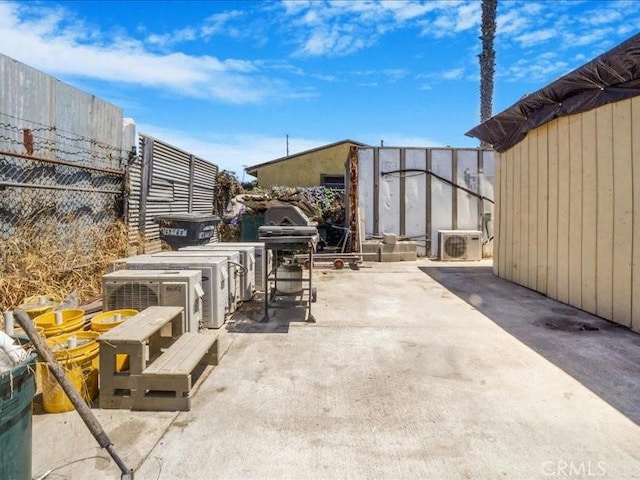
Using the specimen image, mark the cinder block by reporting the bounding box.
[379,242,417,253]
[395,241,417,253]
[361,252,380,262]
[382,233,397,245]
[361,240,381,254]
[380,251,417,262]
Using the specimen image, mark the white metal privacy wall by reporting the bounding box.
[355,147,495,257]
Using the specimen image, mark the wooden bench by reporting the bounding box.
[98,306,185,409]
[134,330,219,411]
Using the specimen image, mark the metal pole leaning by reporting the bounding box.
[13,309,134,480]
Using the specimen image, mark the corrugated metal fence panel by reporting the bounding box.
[192,156,217,213]
[128,154,142,247]
[132,134,218,252]
[357,147,495,258]
[0,53,127,243]
[0,53,124,170]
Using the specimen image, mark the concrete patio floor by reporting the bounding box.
[32,260,640,479]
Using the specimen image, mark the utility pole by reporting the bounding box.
[286,134,289,156]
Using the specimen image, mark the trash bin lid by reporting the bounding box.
[155,213,220,222]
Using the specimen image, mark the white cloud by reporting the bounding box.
[455,2,481,32]
[441,68,465,80]
[382,68,409,82]
[499,54,569,83]
[416,67,465,82]
[380,0,441,21]
[0,2,307,105]
[514,28,556,47]
[496,10,529,36]
[146,27,197,47]
[200,10,245,37]
[579,8,622,26]
[137,123,332,175]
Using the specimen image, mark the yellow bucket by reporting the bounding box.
[41,331,99,413]
[90,309,137,332]
[18,294,61,319]
[90,309,137,371]
[34,309,85,338]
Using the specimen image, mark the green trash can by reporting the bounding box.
[1,353,37,480]
[240,213,265,242]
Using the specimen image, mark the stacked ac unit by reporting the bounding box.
[153,251,241,314]
[202,242,270,291]
[123,256,229,329]
[180,245,255,301]
[438,230,482,261]
[102,270,203,332]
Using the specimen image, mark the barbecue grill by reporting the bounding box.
[259,206,319,321]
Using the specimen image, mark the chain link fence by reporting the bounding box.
[0,112,131,310]
[0,112,128,241]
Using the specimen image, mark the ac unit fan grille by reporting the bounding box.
[444,235,467,259]
[107,282,160,310]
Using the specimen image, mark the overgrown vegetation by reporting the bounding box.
[0,219,129,312]
[219,185,346,245]
[214,170,243,215]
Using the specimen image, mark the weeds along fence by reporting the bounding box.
[0,112,131,310]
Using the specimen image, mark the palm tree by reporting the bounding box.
[479,0,497,129]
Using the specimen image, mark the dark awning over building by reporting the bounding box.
[466,32,640,153]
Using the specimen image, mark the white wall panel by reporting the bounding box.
[405,149,427,255]
[378,148,401,235]
[456,150,479,231]
[358,148,375,236]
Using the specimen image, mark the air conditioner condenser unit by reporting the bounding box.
[180,245,255,301]
[102,269,204,332]
[153,250,241,313]
[199,242,271,291]
[124,256,229,329]
[438,230,482,261]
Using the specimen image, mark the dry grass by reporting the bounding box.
[0,219,130,312]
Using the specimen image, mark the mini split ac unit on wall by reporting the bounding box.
[102,270,204,332]
[438,230,482,261]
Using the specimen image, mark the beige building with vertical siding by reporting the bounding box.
[467,33,640,333]
[245,139,366,188]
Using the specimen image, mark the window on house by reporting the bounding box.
[321,174,345,189]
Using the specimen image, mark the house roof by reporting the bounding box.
[245,139,368,174]
[466,32,640,153]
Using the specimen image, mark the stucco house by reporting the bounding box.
[245,139,367,188]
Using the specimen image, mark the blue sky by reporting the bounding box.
[1,1,638,178]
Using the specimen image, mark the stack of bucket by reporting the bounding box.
[18,294,61,319]
[32,309,96,413]
[42,331,100,413]
[3,303,138,415]
[91,309,137,372]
